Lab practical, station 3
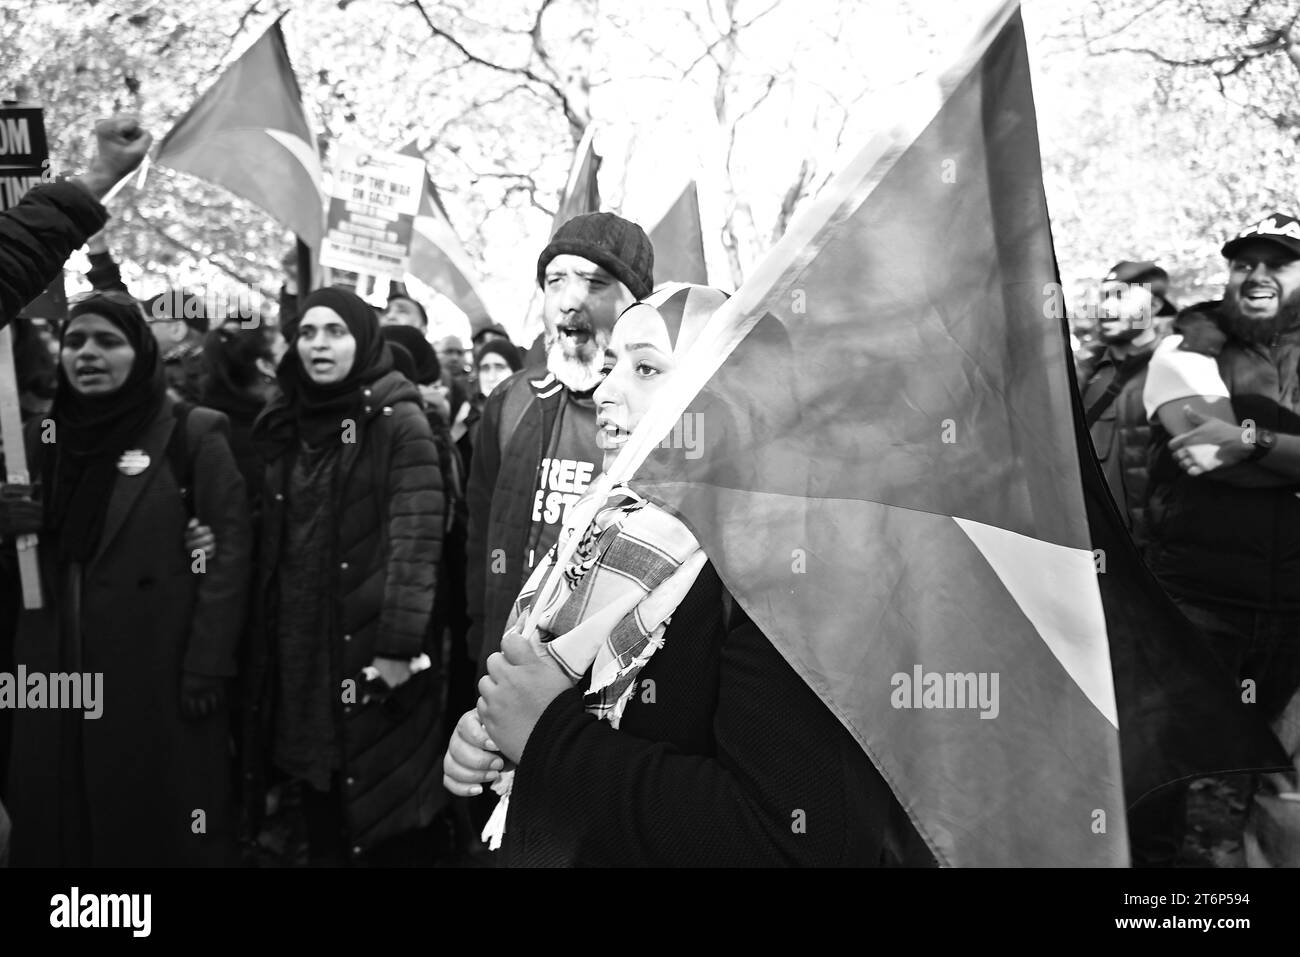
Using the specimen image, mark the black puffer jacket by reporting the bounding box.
[0,182,107,328]
[247,370,446,859]
[1146,333,1300,609]
[1080,345,1155,547]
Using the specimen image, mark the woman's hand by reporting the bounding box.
[0,484,42,537]
[442,709,504,797]
[184,518,216,561]
[477,632,575,764]
[369,656,413,689]
[180,671,223,720]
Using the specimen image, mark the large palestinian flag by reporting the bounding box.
[564,0,1285,865]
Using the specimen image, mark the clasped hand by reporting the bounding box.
[1168,406,1252,476]
[442,632,573,794]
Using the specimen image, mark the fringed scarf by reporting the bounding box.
[481,483,705,849]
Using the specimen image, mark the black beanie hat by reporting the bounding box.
[381,324,441,385]
[536,212,654,301]
[474,337,523,374]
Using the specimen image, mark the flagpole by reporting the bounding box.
[296,237,312,295]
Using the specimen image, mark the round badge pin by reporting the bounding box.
[117,450,151,476]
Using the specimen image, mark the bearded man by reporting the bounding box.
[1139,213,1300,867]
[1143,213,1300,719]
[1078,260,1176,546]
[464,213,653,675]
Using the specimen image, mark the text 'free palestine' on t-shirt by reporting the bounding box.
[528,393,600,568]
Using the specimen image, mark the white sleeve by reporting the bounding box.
[1142,335,1231,420]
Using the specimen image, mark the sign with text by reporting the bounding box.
[0,106,63,320]
[0,104,51,607]
[0,105,51,207]
[318,144,423,279]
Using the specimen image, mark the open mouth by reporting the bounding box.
[557,323,593,347]
[75,367,107,380]
[596,419,629,451]
[1243,285,1278,305]
[310,358,335,370]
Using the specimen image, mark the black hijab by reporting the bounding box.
[200,326,274,423]
[255,287,394,455]
[380,324,441,385]
[44,293,167,563]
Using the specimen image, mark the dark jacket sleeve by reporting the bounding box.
[184,411,253,677]
[508,616,894,867]
[376,403,443,660]
[0,182,108,328]
[464,381,508,669]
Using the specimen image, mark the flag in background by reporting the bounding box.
[517,125,605,356]
[649,180,708,287]
[155,18,324,248]
[594,0,1286,865]
[399,141,494,334]
[551,123,601,237]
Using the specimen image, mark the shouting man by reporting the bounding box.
[464,212,653,676]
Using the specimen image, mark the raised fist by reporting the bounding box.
[74,115,152,201]
[90,115,152,180]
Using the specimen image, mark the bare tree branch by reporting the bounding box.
[680,0,782,79]
[724,74,777,176]
[128,201,260,286]
[220,1,268,64]
[406,0,582,135]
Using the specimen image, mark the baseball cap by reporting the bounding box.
[1221,213,1300,260]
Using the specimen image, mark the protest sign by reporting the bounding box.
[0,104,51,608]
[319,144,423,282]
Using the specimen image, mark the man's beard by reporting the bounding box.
[546,333,605,392]
[1222,285,1300,345]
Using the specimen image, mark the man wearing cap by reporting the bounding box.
[1142,214,1300,864]
[464,212,653,678]
[1077,260,1177,545]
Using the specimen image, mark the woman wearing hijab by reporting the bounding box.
[463,337,523,473]
[248,287,445,866]
[443,285,911,866]
[7,292,252,867]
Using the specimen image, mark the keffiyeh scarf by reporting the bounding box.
[481,483,706,850]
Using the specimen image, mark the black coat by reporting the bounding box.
[0,182,107,328]
[501,562,915,867]
[8,398,252,866]
[466,370,570,674]
[248,370,446,860]
[1146,334,1300,609]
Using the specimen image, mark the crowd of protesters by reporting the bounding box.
[0,115,1299,867]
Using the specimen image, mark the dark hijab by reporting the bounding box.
[44,293,167,563]
[254,286,394,455]
[200,325,276,422]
